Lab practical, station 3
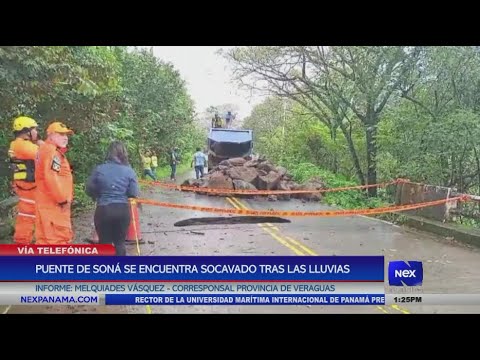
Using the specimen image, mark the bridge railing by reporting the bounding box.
[393,180,479,224]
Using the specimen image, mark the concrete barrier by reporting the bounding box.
[394,182,480,248]
[395,182,456,222]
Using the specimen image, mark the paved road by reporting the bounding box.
[5,170,480,314]
[125,170,480,314]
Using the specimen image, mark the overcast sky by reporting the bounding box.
[150,46,264,119]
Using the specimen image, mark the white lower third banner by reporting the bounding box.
[0,281,479,305]
[2,293,100,305]
[0,282,384,294]
[0,282,383,305]
[1,293,480,305]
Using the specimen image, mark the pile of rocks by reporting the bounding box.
[182,157,325,201]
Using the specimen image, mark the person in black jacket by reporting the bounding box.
[86,141,139,256]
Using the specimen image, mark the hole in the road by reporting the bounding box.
[174,216,291,227]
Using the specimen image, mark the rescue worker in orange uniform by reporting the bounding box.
[35,122,74,245]
[8,116,44,244]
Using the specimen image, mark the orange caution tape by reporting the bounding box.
[136,195,468,217]
[139,179,399,195]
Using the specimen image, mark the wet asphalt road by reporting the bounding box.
[4,169,480,314]
[127,170,480,314]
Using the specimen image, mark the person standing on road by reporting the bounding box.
[170,147,180,181]
[86,141,139,256]
[8,116,44,245]
[151,152,158,175]
[141,151,156,181]
[35,121,74,245]
[191,147,207,180]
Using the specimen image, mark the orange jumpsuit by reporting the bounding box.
[8,138,39,244]
[35,140,74,244]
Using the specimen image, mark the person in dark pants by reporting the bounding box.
[169,147,180,181]
[191,147,207,179]
[85,141,139,256]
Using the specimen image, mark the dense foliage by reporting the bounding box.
[0,46,206,211]
[231,46,480,223]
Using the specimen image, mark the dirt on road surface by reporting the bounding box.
[4,170,480,315]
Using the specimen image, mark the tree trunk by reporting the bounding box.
[440,155,449,186]
[365,122,378,197]
[473,147,480,213]
[333,154,338,174]
[339,122,365,185]
[331,130,338,174]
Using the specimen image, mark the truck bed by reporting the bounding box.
[207,128,253,170]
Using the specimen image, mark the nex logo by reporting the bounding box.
[388,261,423,286]
[395,269,416,277]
